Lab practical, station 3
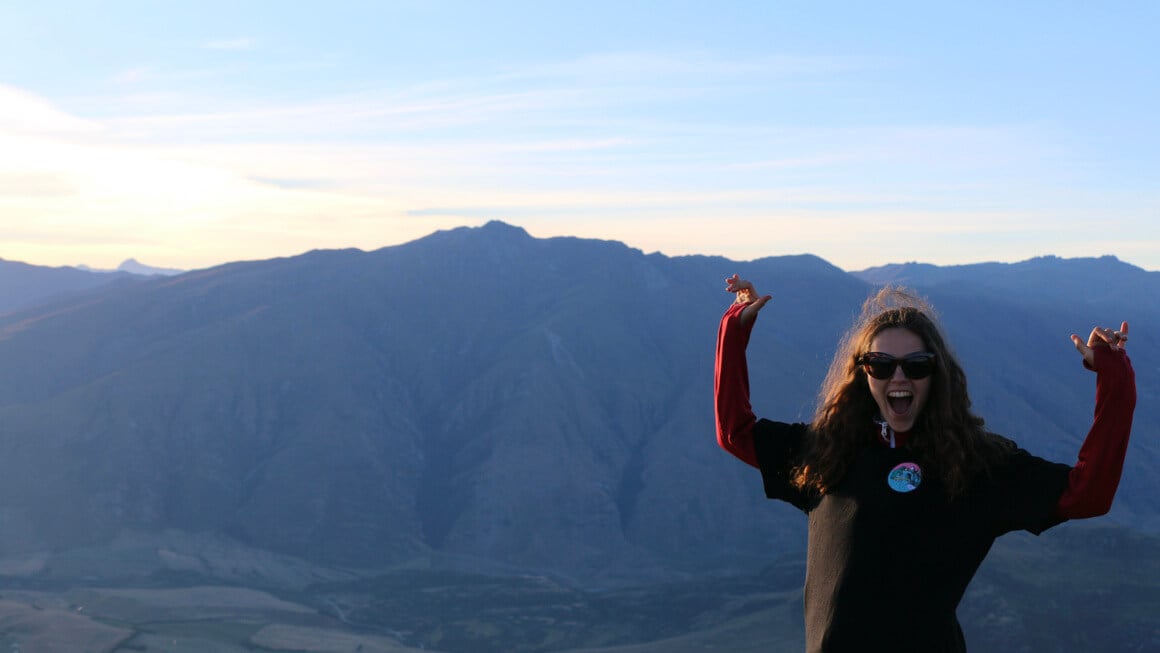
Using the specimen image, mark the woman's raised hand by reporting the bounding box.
[1071,321,1129,370]
[726,274,772,327]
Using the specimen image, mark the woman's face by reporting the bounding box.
[865,327,932,434]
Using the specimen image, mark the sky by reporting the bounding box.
[1,1,1157,272]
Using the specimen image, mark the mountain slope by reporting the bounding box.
[0,222,1155,584]
[0,258,144,315]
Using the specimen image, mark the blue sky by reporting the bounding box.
[1,1,1156,271]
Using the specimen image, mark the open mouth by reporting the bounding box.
[887,390,913,416]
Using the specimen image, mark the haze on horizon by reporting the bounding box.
[1,1,1157,272]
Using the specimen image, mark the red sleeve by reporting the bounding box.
[1055,345,1136,519]
[715,302,760,468]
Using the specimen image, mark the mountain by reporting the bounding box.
[853,254,1155,310]
[74,258,185,276]
[116,258,186,276]
[0,222,1156,588]
[0,258,145,315]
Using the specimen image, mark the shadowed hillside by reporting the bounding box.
[0,222,1156,588]
[0,223,864,582]
[0,258,144,315]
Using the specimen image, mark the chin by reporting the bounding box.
[882,411,918,433]
[888,418,916,432]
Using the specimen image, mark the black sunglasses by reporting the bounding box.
[856,352,937,380]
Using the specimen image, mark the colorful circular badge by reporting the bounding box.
[887,462,923,493]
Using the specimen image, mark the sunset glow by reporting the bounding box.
[1,2,1156,271]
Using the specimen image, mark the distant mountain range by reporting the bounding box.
[77,258,187,277]
[0,258,137,315]
[0,256,183,317]
[0,222,1155,587]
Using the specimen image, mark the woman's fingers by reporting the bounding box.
[1076,322,1130,370]
[1071,333,1091,354]
[725,274,760,304]
[1091,324,1128,349]
[1071,333,1095,368]
[1097,327,1114,346]
[725,274,752,293]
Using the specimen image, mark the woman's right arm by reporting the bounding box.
[715,275,771,468]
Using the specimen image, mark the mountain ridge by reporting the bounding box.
[0,257,148,316]
[0,222,1155,586]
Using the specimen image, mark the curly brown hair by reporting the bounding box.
[794,286,1009,498]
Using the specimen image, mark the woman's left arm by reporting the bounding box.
[1056,322,1137,519]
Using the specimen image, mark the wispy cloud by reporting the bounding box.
[0,85,102,135]
[1,44,1153,271]
[89,50,879,141]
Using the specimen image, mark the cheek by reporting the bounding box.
[867,379,890,402]
[915,380,933,406]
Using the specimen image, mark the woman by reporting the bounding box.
[715,275,1135,653]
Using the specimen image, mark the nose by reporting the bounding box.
[891,363,907,381]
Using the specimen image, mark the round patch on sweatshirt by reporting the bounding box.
[887,462,923,493]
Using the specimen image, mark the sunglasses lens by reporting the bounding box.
[860,354,935,379]
[900,357,934,379]
[863,358,897,380]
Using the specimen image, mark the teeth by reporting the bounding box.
[888,391,913,398]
